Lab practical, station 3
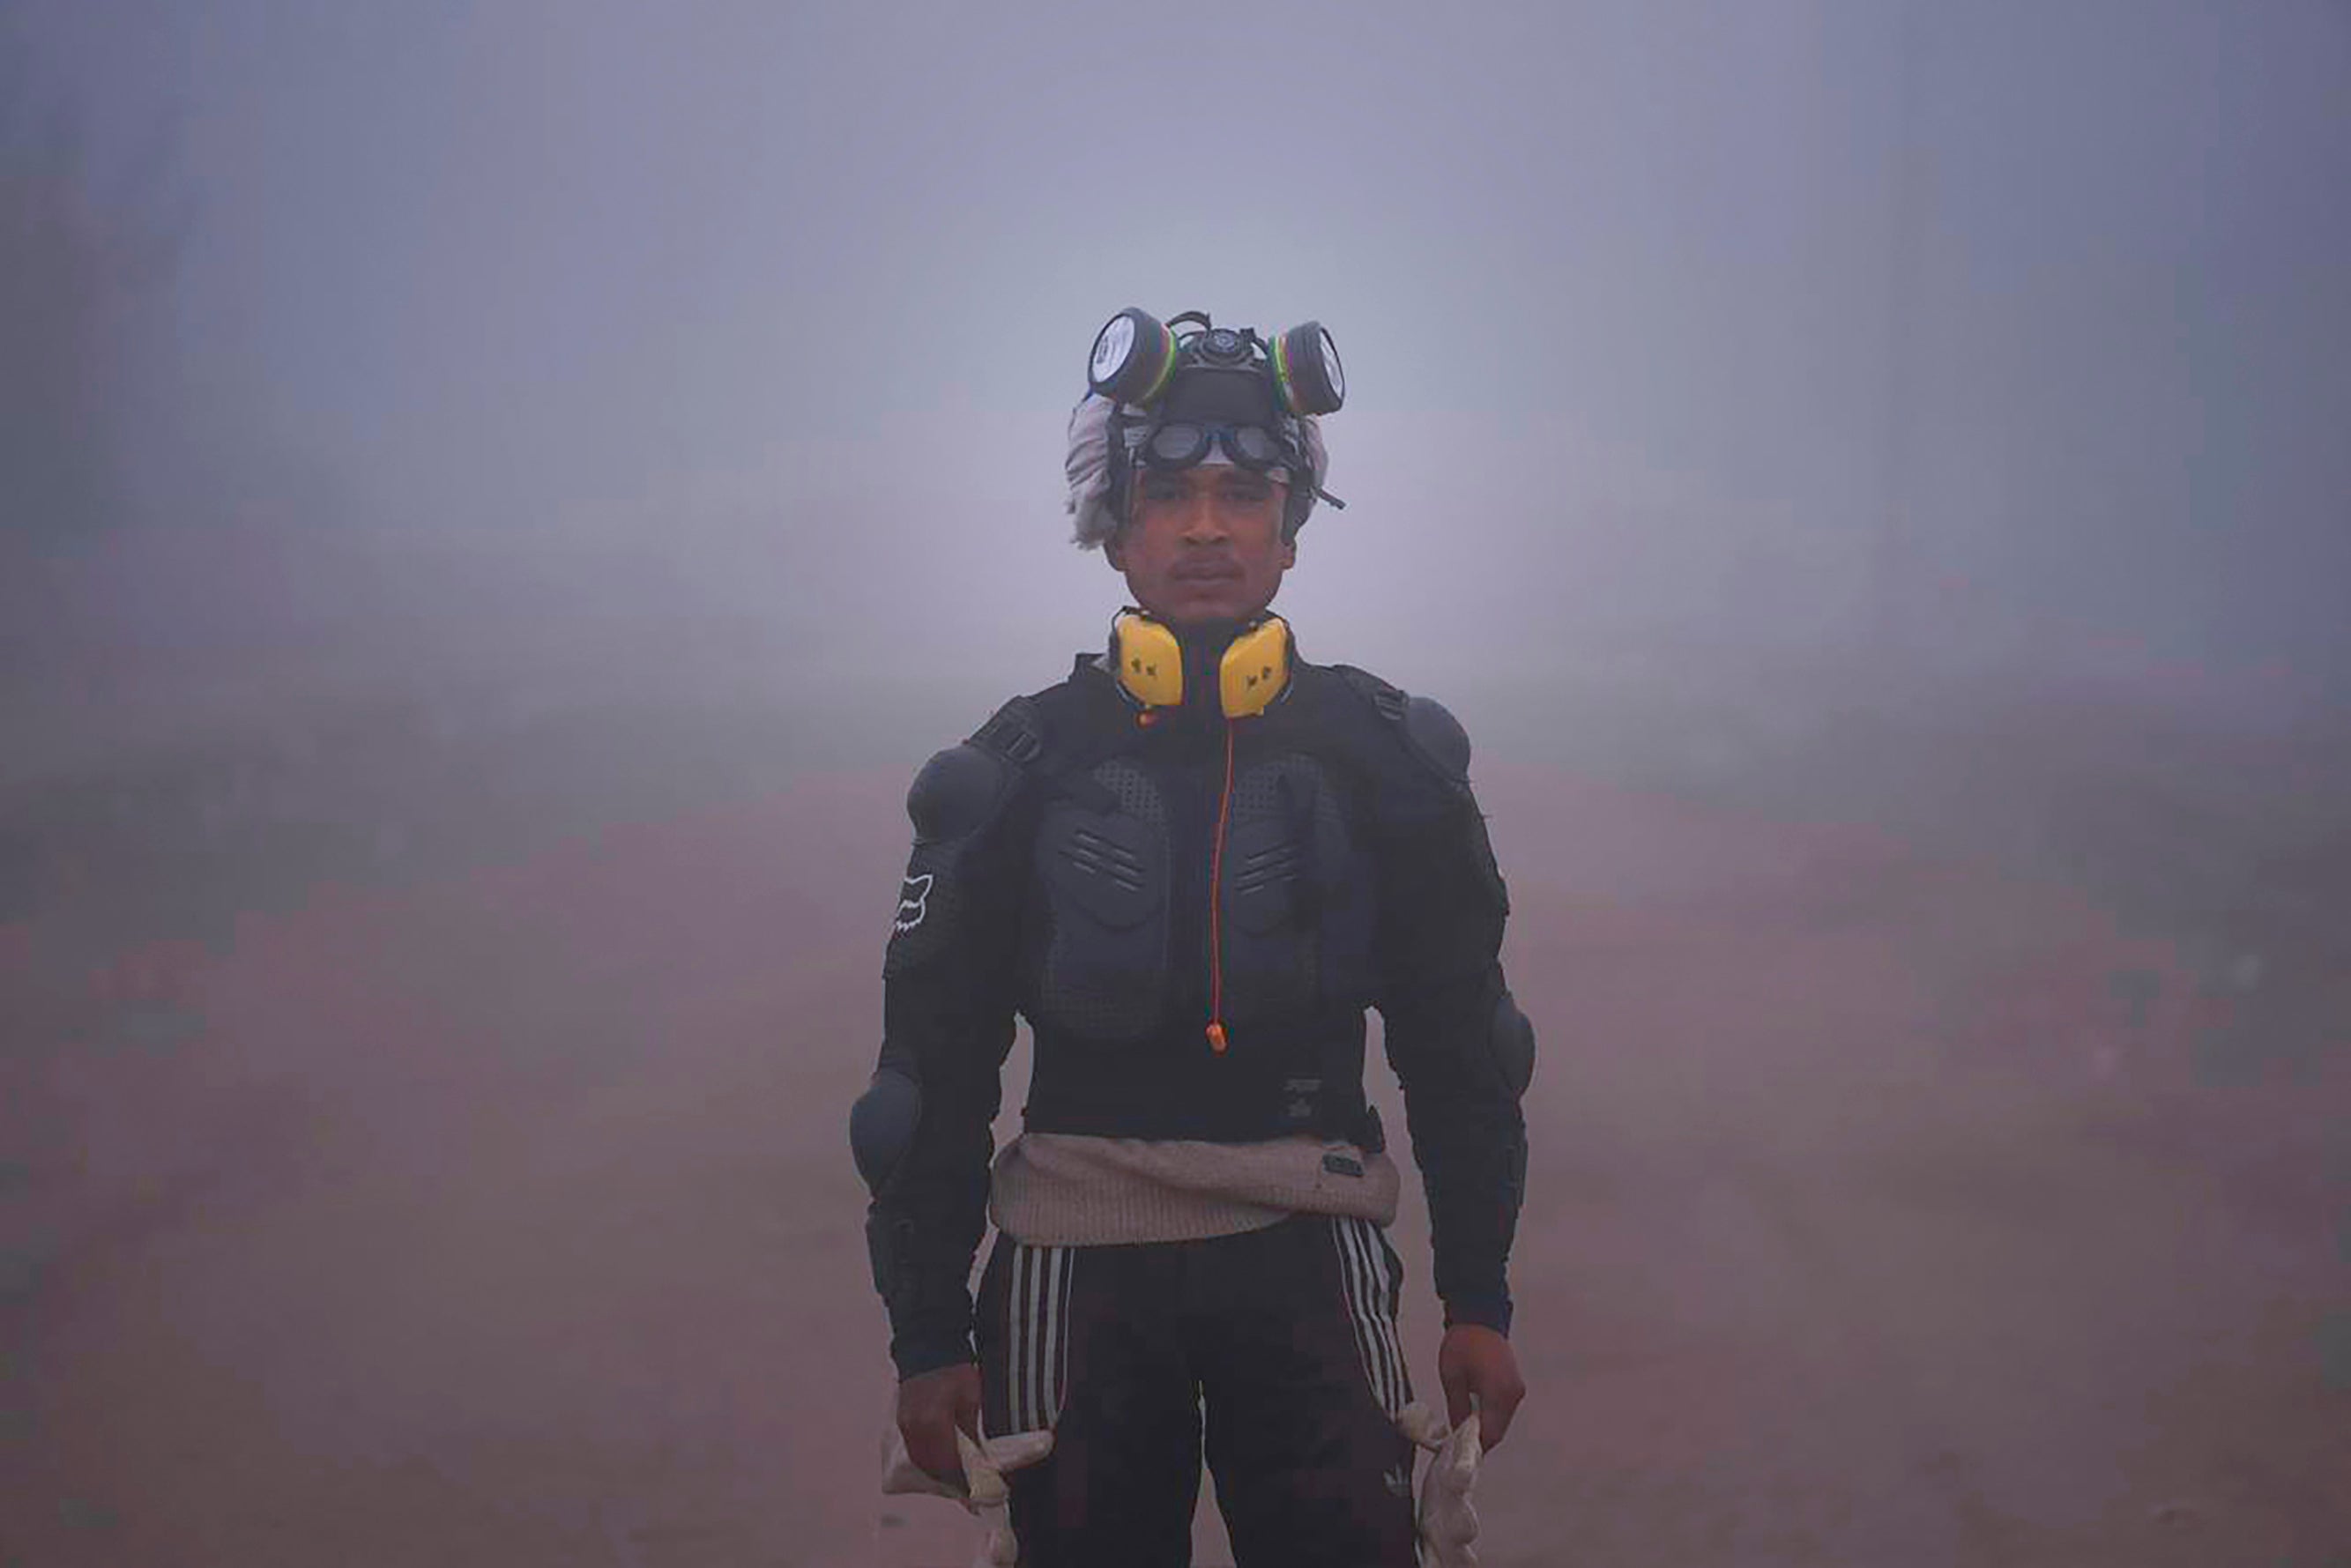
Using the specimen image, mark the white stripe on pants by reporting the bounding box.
[1005,1242,1074,1434]
[1331,1216,1409,1417]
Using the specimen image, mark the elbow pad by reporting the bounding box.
[1489,986,1536,1099]
[849,1068,922,1197]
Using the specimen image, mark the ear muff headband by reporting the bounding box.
[1111,612,1293,718]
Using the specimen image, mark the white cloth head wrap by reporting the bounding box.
[1065,393,1328,550]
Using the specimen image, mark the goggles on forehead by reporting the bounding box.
[1086,307,1348,530]
[1131,420,1299,474]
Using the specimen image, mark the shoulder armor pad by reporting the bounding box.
[1404,695,1471,782]
[906,690,1070,841]
[1334,664,1409,725]
[968,695,1046,766]
[1333,665,1472,784]
[906,740,1011,842]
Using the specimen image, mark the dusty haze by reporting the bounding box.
[4,3,2347,1564]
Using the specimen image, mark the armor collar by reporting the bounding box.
[1107,610,1293,720]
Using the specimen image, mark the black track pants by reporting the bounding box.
[976,1214,1419,1567]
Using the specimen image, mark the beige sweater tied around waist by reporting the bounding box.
[989,1131,1402,1247]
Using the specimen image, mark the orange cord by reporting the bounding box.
[1205,717,1236,1052]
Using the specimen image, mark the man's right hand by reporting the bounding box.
[897,1362,983,1490]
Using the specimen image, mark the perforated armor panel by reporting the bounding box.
[1031,758,1172,1044]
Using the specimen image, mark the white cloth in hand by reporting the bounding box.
[879,1420,1054,1568]
[1395,1401,1482,1568]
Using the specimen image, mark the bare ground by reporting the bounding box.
[2,724,2347,1567]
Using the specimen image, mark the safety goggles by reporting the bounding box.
[1131,420,1299,474]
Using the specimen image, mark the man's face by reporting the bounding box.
[1106,464,1295,627]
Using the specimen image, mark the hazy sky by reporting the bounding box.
[13,0,2351,706]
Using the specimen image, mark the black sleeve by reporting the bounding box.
[1368,723,1532,1336]
[859,726,1031,1379]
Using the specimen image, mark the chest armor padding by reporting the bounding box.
[1218,753,1376,1023]
[1032,758,1170,1044]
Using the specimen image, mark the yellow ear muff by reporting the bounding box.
[1112,612,1185,709]
[1217,615,1292,718]
[1112,612,1292,717]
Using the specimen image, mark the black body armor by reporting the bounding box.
[854,636,1533,1378]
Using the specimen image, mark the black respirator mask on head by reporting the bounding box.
[1086,308,1347,539]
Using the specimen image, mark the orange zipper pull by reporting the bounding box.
[1205,718,1238,1057]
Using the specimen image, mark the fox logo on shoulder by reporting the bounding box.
[893,873,934,934]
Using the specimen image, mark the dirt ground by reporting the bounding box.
[3,734,2347,1566]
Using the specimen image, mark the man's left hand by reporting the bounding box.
[1436,1324,1526,1449]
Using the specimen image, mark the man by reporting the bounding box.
[851,308,1532,1565]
